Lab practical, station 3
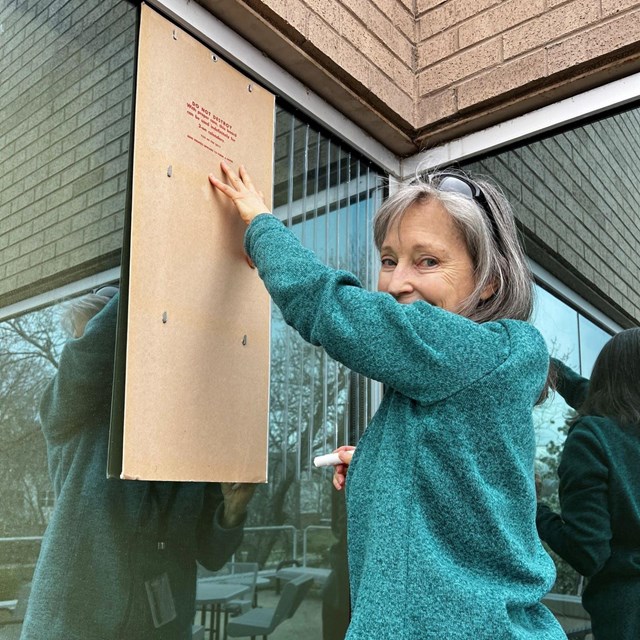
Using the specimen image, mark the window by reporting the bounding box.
[530,284,613,594]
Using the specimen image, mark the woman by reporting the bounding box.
[210,163,565,639]
[21,288,255,640]
[537,332,640,640]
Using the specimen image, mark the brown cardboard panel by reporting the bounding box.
[122,4,273,481]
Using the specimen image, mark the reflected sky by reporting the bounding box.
[532,286,580,371]
[532,284,613,456]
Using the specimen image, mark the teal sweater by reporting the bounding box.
[246,215,564,639]
[537,359,640,640]
[21,294,244,640]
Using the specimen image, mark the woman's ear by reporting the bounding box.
[479,280,496,302]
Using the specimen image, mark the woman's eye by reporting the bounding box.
[419,257,438,268]
[380,258,396,267]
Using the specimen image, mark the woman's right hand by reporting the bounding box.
[208,162,270,226]
[332,445,356,491]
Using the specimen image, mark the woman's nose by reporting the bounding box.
[385,265,414,298]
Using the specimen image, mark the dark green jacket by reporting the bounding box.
[21,294,244,640]
[537,359,640,639]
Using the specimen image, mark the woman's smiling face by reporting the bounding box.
[377,200,492,313]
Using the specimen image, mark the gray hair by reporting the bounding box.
[373,169,533,323]
[59,287,118,338]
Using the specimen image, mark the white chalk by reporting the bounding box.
[313,452,346,468]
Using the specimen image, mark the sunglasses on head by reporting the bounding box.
[436,173,500,242]
[92,285,119,299]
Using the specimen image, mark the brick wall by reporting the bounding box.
[463,106,640,326]
[0,0,136,307]
[201,0,640,153]
[415,0,640,143]
[198,0,417,152]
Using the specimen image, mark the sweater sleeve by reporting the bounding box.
[195,484,245,571]
[551,357,589,410]
[245,215,519,405]
[38,294,119,444]
[536,420,611,577]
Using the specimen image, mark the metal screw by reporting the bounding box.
[167,165,172,177]
[172,29,177,40]
[211,54,218,62]
[242,335,247,346]
[162,312,168,324]
[247,84,253,93]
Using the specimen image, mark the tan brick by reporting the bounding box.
[341,0,413,63]
[366,3,414,64]
[395,0,414,12]
[309,9,369,87]
[336,38,371,88]
[368,66,414,122]
[303,0,340,29]
[256,0,287,19]
[417,29,457,69]
[417,0,499,40]
[458,0,546,49]
[454,0,503,24]
[457,49,546,110]
[375,0,416,40]
[285,0,309,35]
[417,37,501,95]
[416,87,457,128]
[339,6,375,53]
[547,8,640,74]
[308,12,344,60]
[416,0,449,15]
[340,7,413,94]
[503,0,600,59]
[601,0,640,16]
[418,2,457,38]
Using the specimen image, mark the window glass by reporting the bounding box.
[532,286,580,369]
[530,284,613,594]
[0,305,66,614]
[579,315,611,377]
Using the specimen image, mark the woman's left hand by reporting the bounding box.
[209,161,271,225]
[220,482,257,528]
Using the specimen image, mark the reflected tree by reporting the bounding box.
[0,307,65,537]
[243,315,350,568]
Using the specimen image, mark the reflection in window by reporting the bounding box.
[532,283,613,594]
[0,304,67,597]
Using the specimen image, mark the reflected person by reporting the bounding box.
[537,331,640,640]
[322,484,349,640]
[21,288,256,640]
[209,163,566,639]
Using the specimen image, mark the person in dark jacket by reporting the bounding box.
[537,329,640,640]
[321,486,349,640]
[20,288,256,640]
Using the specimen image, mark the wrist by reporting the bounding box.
[221,506,246,529]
